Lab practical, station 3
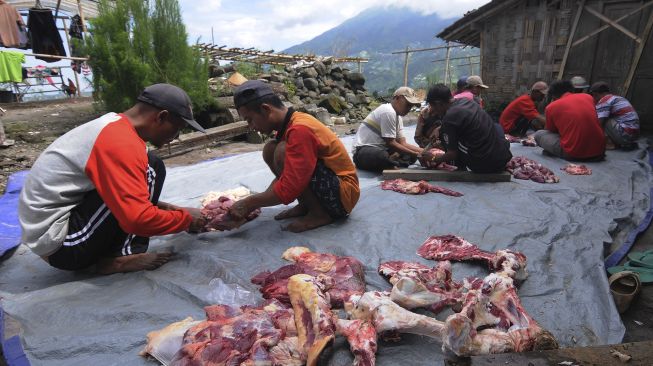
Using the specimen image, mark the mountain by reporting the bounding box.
[283,6,478,93]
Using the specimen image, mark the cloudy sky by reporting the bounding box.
[178,0,491,52]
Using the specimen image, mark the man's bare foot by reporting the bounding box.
[283,212,333,233]
[96,252,175,275]
[274,204,308,220]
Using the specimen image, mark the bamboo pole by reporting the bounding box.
[53,0,62,19]
[432,55,480,62]
[23,53,88,61]
[572,1,653,47]
[584,5,641,42]
[391,44,464,54]
[444,42,452,85]
[77,0,88,34]
[623,10,653,94]
[62,18,81,97]
[557,0,585,80]
[403,46,409,86]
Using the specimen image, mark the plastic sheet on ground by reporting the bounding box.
[0,127,650,365]
[0,171,28,257]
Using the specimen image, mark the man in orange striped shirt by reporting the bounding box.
[228,81,360,232]
[19,84,206,274]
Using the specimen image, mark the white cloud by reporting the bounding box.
[179,0,490,51]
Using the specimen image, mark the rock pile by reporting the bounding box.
[212,58,373,128]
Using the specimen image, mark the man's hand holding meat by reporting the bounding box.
[185,208,208,233]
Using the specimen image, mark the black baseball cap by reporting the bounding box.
[137,83,206,133]
[589,81,610,94]
[233,80,275,109]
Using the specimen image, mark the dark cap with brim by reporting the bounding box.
[589,81,610,94]
[137,83,206,133]
[233,80,275,109]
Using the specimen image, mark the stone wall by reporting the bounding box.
[212,58,372,128]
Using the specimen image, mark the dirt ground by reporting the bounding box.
[0,98,103,193]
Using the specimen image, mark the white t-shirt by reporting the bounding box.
[354,103,404,149]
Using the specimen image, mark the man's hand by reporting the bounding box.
[184,207,206,233]
[228,199,251,221]
[212,216,247,231]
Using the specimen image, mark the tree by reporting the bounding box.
[83,0,212,114]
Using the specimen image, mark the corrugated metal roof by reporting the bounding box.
[6,0,101,18]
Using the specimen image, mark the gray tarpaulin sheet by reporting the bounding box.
[1,127,650,365]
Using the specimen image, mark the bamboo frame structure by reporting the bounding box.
[197,43,369,71]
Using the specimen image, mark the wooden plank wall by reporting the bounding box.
[479,0,652,130]
[480,0,575,108]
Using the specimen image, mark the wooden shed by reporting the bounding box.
[437,0,653,128]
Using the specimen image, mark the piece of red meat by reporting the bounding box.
[335,318,377,366]
[200,196,261,231]
[287,274,336,366]
[422,148,458,171]
[504,134,522,143]
[417,235,527,281]
[505,156,559,184]
[381,179,463,197]
[171,300,304,366]
[251,247,366,308]
[561,163,592,175]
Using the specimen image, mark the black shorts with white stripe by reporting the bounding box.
[47,152,166,271]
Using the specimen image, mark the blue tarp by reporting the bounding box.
[0,130,650,365]
[0,171,28,257]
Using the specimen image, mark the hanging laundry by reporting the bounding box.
[80,61,91,76]
[68,14,85,72]
[0,0,28,48]
[28,7,67,62]
[69,14,83,40]
[0,51,25,83]
[25,65,59,86]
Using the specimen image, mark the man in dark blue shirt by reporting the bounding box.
[421,84,512,173]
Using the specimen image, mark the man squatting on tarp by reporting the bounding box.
[18,84,207,274]
[227,80,360,233]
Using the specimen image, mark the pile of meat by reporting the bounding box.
[381,179,463,197]
[505,156,559,183]
[521,135,537,147]
[251,246,366,308]
[504,134,536,147]
[200,188,261,231]
[561,163,592,175]
[421,148,458,171]
[142,241,557,365]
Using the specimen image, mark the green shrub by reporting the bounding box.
[283,78,296,98]
[83,0,214,114]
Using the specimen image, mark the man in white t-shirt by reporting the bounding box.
[352,87,424,172]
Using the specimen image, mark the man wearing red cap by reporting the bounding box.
[19,83,207,274]
[500,81,548,137]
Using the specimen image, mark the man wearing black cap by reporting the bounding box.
[227,80,360,232]
[19,83,206,274]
